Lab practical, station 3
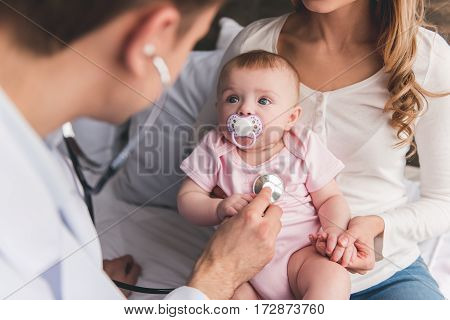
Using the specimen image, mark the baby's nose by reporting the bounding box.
[238,102,254,116]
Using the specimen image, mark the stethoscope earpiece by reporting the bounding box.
[143,43,171,88]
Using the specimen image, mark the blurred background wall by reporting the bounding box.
[196,0,449,50]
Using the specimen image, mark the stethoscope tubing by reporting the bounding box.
[63,137,175,295]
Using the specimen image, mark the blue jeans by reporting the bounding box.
[350,257,446,300]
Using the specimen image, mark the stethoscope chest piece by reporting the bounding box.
[252,174,284,203]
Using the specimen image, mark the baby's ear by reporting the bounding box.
[286,104,302,130]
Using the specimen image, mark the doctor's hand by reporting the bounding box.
[188,188,282,299]
[103,255,142,298]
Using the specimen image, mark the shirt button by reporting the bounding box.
[316,110,323,117]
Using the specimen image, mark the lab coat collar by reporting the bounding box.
[45,129,64,149]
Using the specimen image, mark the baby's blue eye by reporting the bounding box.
[227,95,239,104]
[258,97,271,106]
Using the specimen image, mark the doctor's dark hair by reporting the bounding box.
[0,0,222,55]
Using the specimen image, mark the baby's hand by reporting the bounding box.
[309,227,357,267]
[216,193,255,221]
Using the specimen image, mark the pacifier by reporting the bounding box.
[226,114,263,149]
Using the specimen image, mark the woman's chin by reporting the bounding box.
[302,0,355,14]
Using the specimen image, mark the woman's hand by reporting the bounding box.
[309,226,357,268]
[310,215,384,274]
[188,188,282,299]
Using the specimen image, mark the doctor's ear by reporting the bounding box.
[123,5,181,77]
[286,104,302,130]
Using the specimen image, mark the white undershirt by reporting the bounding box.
[196,14,450,293]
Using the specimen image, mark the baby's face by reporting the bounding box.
[217,67,300,150]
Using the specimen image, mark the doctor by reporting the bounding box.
[0,0,282,299]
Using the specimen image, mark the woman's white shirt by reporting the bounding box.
[196,14,450,293]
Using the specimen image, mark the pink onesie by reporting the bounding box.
[180,124,344,299]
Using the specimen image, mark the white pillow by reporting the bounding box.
[216,17,244,50]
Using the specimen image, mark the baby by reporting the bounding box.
[177,50,353,300]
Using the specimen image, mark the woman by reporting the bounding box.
[0,0,283,300]
[196,0,449,299]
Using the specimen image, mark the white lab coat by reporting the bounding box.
[0,90,206,299]
[0,89,208,300]
[0,89,126,299]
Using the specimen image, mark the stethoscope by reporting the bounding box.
[64,119,284,295]
[63,44,176,295]
[253,174,284,203]
[62,46,286,295]
[63,122,175,295]
[63,112,286,295]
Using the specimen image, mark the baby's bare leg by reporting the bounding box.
[288,246,351,300]
[231,282,260,300]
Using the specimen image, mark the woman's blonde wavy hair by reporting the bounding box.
[291,0,447,156]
